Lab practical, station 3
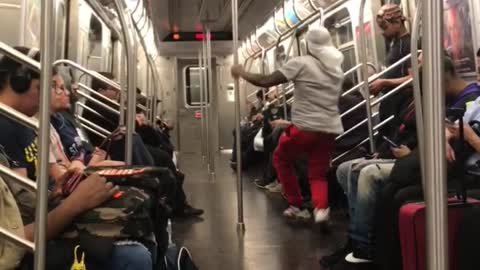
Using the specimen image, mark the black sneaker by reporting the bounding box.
[254,178,274,189]
[320,239,352,268]
[176,205,204,217]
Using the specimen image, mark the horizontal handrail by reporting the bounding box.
[341,53,414,97]
[53,60,121,91]
[336,112,379,141]
[371,78,413,107]
[332,133,377,164]
[339,96,373,118]
[0,164,36,193]
[79,123,107,139]
[76,102,115,124]
[0,102,38,130]
[0,226,34,252]
[77,115,111,136]
[77,91,120,116]
[78,83,120,107]
[0,42,40,72]
[331,114,395,163]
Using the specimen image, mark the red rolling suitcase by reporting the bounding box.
[398,198,480,270]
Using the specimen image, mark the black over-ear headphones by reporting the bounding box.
[10,47,39,94]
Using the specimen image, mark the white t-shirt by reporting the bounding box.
[278,55,344,134]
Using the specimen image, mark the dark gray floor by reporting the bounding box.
[173,152,347,270]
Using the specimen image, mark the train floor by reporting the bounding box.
[173,152,348,270]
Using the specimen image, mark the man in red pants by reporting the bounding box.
[231,26,344,223]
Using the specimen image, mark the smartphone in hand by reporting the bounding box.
[382,136,399,148]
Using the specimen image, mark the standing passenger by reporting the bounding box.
[231,26,344,223]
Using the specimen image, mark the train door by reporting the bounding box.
[176,58,217,154]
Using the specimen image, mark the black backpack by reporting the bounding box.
[164,246,199,270]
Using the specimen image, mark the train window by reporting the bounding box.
[257,17,280,49]
[294,0,316,19]
[310,0,337,10]
[184,66,209,107]
[324,9,353,48]
[55,1,67,60]
[284,0,301,27]
[274,6,289,34]
[274,45,287,69]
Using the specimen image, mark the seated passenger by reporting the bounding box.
[232,26,344,223]
[369,4,415,140]
[332,58,480,270]
[477,48,480,82]
[82,72,120,146]
[0,47,152,269]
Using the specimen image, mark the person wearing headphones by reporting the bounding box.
[0,47,153,270]
[231,26,344,223]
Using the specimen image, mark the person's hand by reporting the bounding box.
[369,78,387,95]
[68,160,86,175]
[68,174,119,213]
[252,113,264,123]
[391,145,411,158]
[271,119,291,129]
[446,142,456,163]
[231,64,244,78]
[463,124,477,143]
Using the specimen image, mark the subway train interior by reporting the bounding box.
[0,0,479,269]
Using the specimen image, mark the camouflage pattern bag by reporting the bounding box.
[64,186,154,240]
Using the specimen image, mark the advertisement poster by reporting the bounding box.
[443,0,476,74]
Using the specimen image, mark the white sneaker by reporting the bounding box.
[314,207,330,223]
[266,182,282,193]
[345,252,372,263]
[283,206,312,220]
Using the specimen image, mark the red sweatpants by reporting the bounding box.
[273,125,335,209]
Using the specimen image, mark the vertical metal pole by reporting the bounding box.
[423,0,448,269]
[203,31,211,171]
[411,2,425,188]
[35,0,54,268]
[146,66,152,123]
[113,0,137,165]
[358,0,376,154]
[260,49,267,102]
[207,27,216,176]
[199,49,206,160]
[119,55,126,125]
[232,0,245,230]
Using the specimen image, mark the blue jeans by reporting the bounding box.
[336,159,394,256]
[110,243,153,270]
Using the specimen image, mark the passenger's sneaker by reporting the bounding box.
[282,205,312,220]
[266,182,282,193]
[345,252,372,264]
[319,239,352,268]
[314,207,330,223]
[254,178,274,189]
